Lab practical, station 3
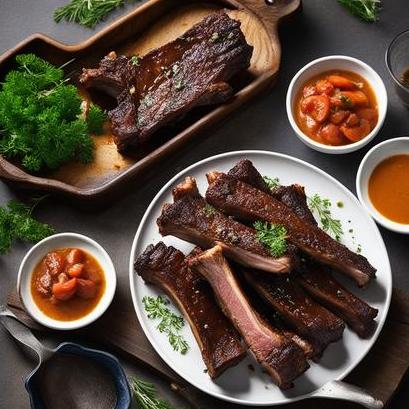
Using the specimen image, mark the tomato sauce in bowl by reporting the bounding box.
[294,70,378,146]
[31,248,106,321]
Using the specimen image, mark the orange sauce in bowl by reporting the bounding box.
[368,154,409,224]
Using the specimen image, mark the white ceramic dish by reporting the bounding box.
[286,55,388,154]
[18,232,117,330]
[129,150,391,406]
[356,137,409,234]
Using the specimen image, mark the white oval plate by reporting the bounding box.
[129,151,391,406]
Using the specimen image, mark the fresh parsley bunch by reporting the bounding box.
[0,54,106,172]
[0,199,55,254]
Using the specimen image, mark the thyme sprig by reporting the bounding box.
[142,296,189,354]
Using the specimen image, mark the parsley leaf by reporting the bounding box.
[307,194,344,241]
[142,295,189,354]
[263,176,280,190]
[0,198,54,254]
[254,221,287,257]
[0,54,105,172]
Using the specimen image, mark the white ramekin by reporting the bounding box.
[17,232,117,330]
[356,137,409,234]
[286,55,388,154]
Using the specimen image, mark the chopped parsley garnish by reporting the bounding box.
[0,198,55,254]
[263,176,280,190]
[174,79,185,91]
[210,32,220,42]
[204,203,216,216]
[0,54,106,172]
[142,295,189,354]
[130,55,140,66]
[337,0,381,22]
[254,221,287,257]
[308,194,344,241]
[340,94,353,107]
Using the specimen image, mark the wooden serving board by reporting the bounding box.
[6,288,409,409]
[0,0,301,203]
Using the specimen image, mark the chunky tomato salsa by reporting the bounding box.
[294,70,378,146]
[31,248,105,321]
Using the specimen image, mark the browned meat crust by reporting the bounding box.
[80,12,253,152]
[205,172,376,287]
[134,242,246,378]
[298,263,378,338]
[243,270,345,359]
[225,159,379,336]
[188,246,309,389]
[157,177,295,273]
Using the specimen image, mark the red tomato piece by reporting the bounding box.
[52,278,77,301]
[340,91,369,107]
[345,113,359,127]
[327,75,356,90]
[77,279,97,299]
[330,110,349,125]
[45,252,64,276]
[320,123,344,145]
[316,80,334,95]
[303,85,317,98]
[340,118,371,142]
[357,108,378,128]
[300,95,330,123]
[67,263,85,278]
[66,248,84,265]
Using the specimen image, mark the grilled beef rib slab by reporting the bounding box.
[134,242,245,378]
[188,245,309,389]
[80,12,253,153]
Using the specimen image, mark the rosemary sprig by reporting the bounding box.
[54,0,140,28]
[254,221,288,257]
[337,0,381,22]
[307,194,344,241]
[130,377,183,409]
[142,296,189,354]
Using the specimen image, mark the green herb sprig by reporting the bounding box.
[0,54,106,172]
[142,296,189,354]
[263,176,280,190]
[0,198,55,254]
[337,0,381,22]
[307,194,344,241]
[254,221,288,257]
[54,0,140,28]
[263,175,344,241]
[130,377,183,409]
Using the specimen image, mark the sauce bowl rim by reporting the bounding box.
[286,55,388,154]
[17,232,117,330]
[356,137,409,234]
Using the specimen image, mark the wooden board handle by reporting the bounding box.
[238,0,301,33]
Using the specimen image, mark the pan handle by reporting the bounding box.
[312,380,384,409]
[0,306,53,363]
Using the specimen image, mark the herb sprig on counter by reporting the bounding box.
[142,295,189,354]
[254,221,288,257]
[0,198,55,254]
[337,0,381,22]
[0,54,106,172]
[54,0,140,28]
[130,377,183,409]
